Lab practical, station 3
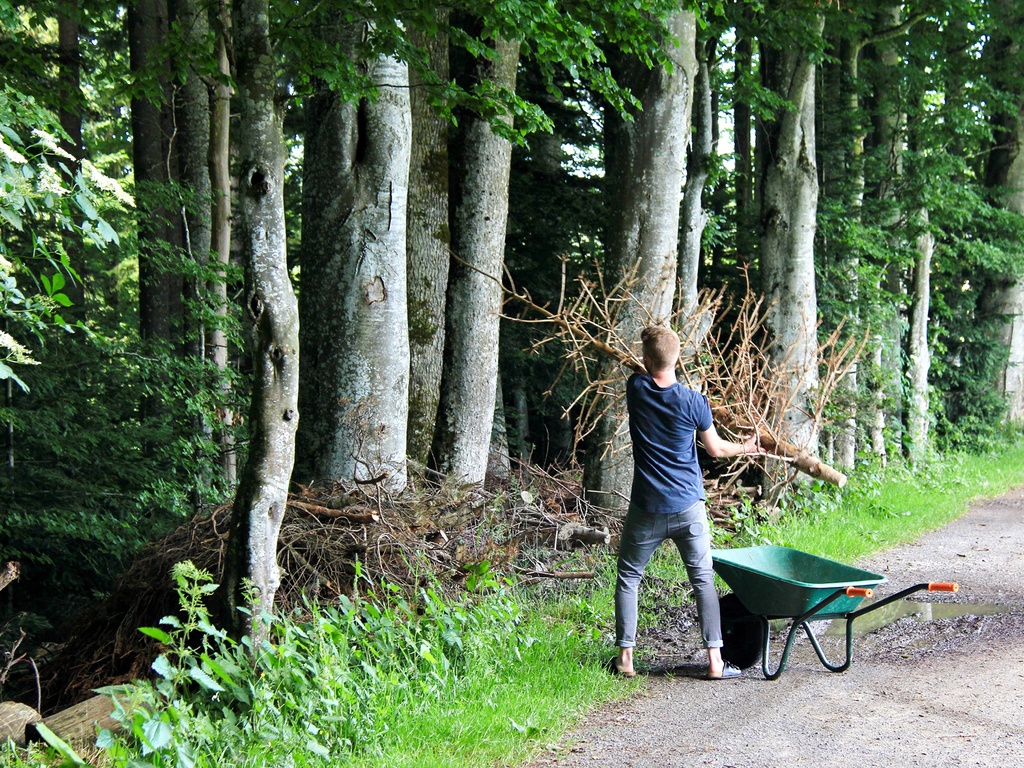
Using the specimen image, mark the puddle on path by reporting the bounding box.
[823,600,1012,636]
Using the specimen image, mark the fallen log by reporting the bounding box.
[0,701,40,748]
[287,499,379,523]
[26,694,121,752]
[557,523,611,547]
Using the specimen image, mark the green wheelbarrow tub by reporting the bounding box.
[712,545,887,618]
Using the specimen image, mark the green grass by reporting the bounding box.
[749,443,1024,563]
[358,604,638,768]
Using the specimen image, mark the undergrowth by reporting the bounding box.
[1,561,630,768]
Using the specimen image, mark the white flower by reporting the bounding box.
[37,163,68,196]
[0,136,27,164]
[31,129,76,161]
[85,160,135,207]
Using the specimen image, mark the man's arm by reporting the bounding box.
[698,424,758,458]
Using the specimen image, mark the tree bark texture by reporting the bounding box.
[983,0,1024,423]
[431,34,518,484]
[129,0,181,345]
[759,12,823,453]
[583,10,697,514]
[406,21,450,466]
[208,0,236,484]
[907,209,933,461]
[298,29,411,492]
[866,2,907,462]
[679,37,713,318]
[221,0,299,640]
[171,0,212,362]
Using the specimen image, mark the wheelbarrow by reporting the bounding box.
[712,546,959,680]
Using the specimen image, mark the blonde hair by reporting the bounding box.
[640,325,680,374]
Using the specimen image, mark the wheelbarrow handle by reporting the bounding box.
[845,586,874,598]
[928,582,959,593]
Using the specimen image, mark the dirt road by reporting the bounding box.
[528,487,1024,768]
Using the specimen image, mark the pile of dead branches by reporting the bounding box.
[33,463,611,712]
[504,263,862,499]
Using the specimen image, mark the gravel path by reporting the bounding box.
[526,486,1024,768]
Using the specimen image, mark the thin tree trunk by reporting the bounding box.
[983,0,1024,423]
[170,0,212,362]
[431,32,518,484]
[906,209,933,461]
[221,0,299,640]
[208,0,236,484]
[298,29,412,491]
[734,14,755,263]
[129,0,178,345]
[583,10,697,514]
[406,20,450,466]
[759,11,824,454]
[57,6,85,312]
[679,36,714,319]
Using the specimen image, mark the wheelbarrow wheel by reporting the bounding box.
[719,593,764,670]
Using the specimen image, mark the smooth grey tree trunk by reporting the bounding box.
[983,0,1024,424]
[208,0,236,484]
[759,12,824,454]
[583,10,698,514]
[221,0,299,640]
[679,37,713,318]
[298,32,412,492]
[406,21,450,466]
[906,209,933,461]
[431,35,518,485]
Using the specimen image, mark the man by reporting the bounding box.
[613,325,756,679]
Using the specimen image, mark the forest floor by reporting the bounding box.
[524,486,1024,768]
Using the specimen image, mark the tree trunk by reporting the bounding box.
[221,0,299,640]
[759,11,824,453]
[734,14,756,263]
[298,29,412,492]
[583,10,698,514]
[208,0,236,484]
[129,0,180,346]
[57,6,85,312]
[983,0,1024,424]
[678,36,713,319]
[431,32,518,484]
[866,1,907,463]
[170,0,212,362]
[406,20,450,466]
[906,209,933,461]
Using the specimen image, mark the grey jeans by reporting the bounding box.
[615,501,723,649]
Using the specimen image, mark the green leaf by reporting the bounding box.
[305,739,331,758]
[151,654,174,679]
[141,718,173,751]
[188,666,225,692]
[50,271,65,292]
[0,361,29,392]
[96,217,119,244]
[138,626,173,645]
[53,292,73,307]
[73,191,98,220]
[32,723,88,766]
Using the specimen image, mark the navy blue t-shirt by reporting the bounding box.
[626,372,713,514]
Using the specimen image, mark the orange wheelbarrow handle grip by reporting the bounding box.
[845,586,874,598]
[928,582,959,593]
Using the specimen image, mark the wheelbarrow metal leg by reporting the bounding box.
[760,587,851,680]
